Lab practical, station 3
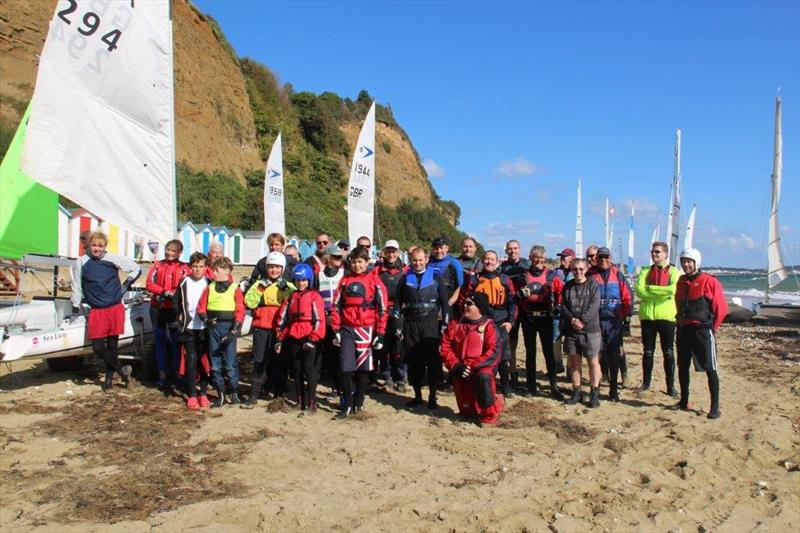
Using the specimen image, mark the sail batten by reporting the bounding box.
[768,96,789,291]
[347,102,376,247]
[21,1,175,244]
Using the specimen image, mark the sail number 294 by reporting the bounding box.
[57,0,128,52]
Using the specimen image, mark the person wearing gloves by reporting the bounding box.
[440,292,504,426]
[330,247,389,419]
[145,239,190,393]
[197,256,245,408]
[516,245,565,400]
[70,231,140,392]
[174,252,212,409]
[635,241,681,396]
[458,250,517,398]
[675,248,728,419]
[275,264,326,413]
[394,247,450,409]
[590,247,633,402]
[242,251,295,408]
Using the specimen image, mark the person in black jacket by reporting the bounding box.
[558,258,603,408]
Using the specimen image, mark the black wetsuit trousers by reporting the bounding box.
[92,336,121,380]
[182,329,209,397]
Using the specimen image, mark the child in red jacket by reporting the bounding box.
[441,292,504,426]
[330,247,388,419]
[276,264,326,413]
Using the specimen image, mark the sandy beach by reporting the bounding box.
[0,315,798,532]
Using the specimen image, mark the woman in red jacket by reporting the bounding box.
[145,239,190,392]
[276,264,326,413]
[441,292,504,426]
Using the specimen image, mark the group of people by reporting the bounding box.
[70,229,728,426]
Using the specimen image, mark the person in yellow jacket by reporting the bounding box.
[635,241,681,396]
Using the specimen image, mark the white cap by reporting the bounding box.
[679,248,701,269]
[384,239,400,250]
[266,251,286,269]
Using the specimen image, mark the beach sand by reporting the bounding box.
[0,315,798,532]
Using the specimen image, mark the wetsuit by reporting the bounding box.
[636,263,681,393]
[371,260,409,387]
[591,266,632,400]
[499,257,531,386]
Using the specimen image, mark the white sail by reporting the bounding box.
[575,177,583,257]
[347,102,376,246]
[666,129,682,265]
[768,96,789,290]
[684,204,697,250]
[627,203,635,275]
[651,223,660,245]
[21,1,175,244]
[264,132,285,237]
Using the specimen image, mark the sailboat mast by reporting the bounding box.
[667,129,682,266]
[575,177,583,257]
[168,1,178,241]
[767,96,789,302]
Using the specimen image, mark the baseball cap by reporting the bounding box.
[431,236,448,247]
[557,248,576,258]
[337,240,350,249]
[596,247,612,257]
[384,239,400,250]
[325,244,344,256]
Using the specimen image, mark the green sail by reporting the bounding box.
[0,104,58,260]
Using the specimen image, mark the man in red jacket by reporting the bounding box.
[441,292,504,426]
[675,248,728,420]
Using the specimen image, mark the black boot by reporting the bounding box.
[620,352,629,388]
[664,351,677,397]
[120,365,132,389]
[549,379,564,401]
[589,387,600,408]
[641,352,654,391]
[336,407,351,420]
[707,370,720,419]
[101,372,114,392]
[211,387,225,408]
[565,388,581,405]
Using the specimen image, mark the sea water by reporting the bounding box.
[715,273,800,309]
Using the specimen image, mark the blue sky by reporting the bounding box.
[195,0,799,268]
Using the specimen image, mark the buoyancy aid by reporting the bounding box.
[206,281,237,319]
[472,273,507,308]
[401,267,439,319]
[279,289,326,342]
[592,267,626,320]
[676,271,715,327]
[245,278,295,329]
[521,267,558,310]
[318,267,344,312]
[373,261,405,303]
[146,260,190,309]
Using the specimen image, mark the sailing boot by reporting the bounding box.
[608,362,621,402]
[565,388,581,405]
[211,387,225,408]
[120,365,132,389]
[620,351,629,388]
[242,382,263,409]
[228,392,241,405]
[101,371,114,392]
[663,351,678,397]
[336,407,351,420]
[549,378,564,401]
[641,351,654,391]
[589,387,601,408]
[707,370,721,419]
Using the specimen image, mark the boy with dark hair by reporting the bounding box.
[330,247,389,419]
[197,257,245,408]
[174,252,212,409]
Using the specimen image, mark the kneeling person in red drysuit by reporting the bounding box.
[440,292,504,426]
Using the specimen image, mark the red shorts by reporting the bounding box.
[88,303,125,340]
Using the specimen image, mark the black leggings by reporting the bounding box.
[288,338,320,408]
[641,320,675,355]
[182,330,209,398]
[341,370,369,410]
[92,336,121,379]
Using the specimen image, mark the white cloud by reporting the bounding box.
[535,189,552,203]
[421,157,445,179]
[492,157,542,179]
[481,220,540,250]
[590,198,661,224]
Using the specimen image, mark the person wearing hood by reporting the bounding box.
[459,250,517,398]
[440,292,504,426]
[675,248,728,419]
[516,245,565,400]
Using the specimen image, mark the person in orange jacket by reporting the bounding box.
[145,239,191,393]
[275,264,326,413]
[441,292,504,426]
[330,247,389,419]
[675,248,728,420]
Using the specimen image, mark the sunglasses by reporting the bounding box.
[572,267,587,272]
[587,254,596,258]
[650,250,664,254]
[598,255,611,260]
[316,240,329,245]
[464,300,476,307]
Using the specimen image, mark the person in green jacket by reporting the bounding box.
[635,241,681,396]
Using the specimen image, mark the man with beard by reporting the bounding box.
[458,237,483,275]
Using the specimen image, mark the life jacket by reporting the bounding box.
[373,262,406,304]
[676,272,715,327]
[318,267,344,313]
[146,260,189,309]
[401,267,439,319]
[279,289,326,342]
[646,264,672,286]
[428,255,462,293]
[472,274,507,308]
[521,267,557,310]
[331,272,388,330]
[592,267,625,320]
[206,281,237,320]
[245,279,294,329]
[307,254,324,275]
[500,258,531,290]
